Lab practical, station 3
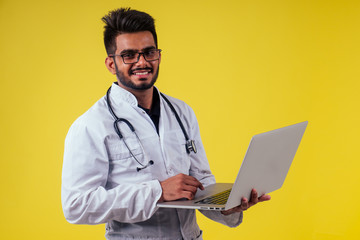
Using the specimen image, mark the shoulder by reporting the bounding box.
[66,96,111,140]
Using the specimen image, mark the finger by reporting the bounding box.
[250,189,259,205]
[258,194,271,202]
[182,184,198,194]
[241,197,249,210]
[184,176,204,189]
[181,190,195,200]
[183,176,204,190]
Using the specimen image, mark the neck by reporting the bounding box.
[135,88,153,109]
[116,81,154,109]
[130,87,154,110]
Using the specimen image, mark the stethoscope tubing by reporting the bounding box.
[106,85,196,171]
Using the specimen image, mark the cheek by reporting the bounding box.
[118,65,132,76]
[151,62,160,72]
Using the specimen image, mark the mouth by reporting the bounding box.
[130,67,153,76]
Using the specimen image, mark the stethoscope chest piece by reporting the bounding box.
[186,140,197,154]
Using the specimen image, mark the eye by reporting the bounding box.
[144,50,156,58]
[122,52,137,59]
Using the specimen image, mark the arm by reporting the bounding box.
[61,119,162,224]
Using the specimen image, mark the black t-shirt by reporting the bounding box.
[138,88,160,134]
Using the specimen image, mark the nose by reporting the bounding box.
[135,53,148,66]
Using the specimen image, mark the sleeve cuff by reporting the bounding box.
[199,210,243,228]
[152,180,163,203]
[220,211,243,227]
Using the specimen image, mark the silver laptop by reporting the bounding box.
[157,121,308,211]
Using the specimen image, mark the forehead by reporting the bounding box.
[115,31,156,52]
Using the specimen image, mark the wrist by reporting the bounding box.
[157,180,165,203]
[157,194,164,203]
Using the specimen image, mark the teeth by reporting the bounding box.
[134,72,149,75]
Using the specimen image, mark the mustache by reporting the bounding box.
[129,67,153,74]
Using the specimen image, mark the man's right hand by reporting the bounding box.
[158,173,204,202]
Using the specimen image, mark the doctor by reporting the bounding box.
[61,8,270,240]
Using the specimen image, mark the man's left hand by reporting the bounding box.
[221,189,271,215]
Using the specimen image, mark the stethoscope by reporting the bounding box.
[106,86,197,171]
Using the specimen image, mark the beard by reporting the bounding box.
[115,66,160,90]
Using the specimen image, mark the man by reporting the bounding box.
[62,8,270,240]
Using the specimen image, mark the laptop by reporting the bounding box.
[157,121,308,211]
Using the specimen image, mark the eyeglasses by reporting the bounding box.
[109,49,162,64]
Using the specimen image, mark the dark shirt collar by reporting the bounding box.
[138,87,161,133]
[138,87,160,116]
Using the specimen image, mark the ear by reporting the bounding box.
[105,56,116,75]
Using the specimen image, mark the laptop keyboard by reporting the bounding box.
[195,189,231,205]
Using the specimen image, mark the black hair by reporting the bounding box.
[101,8,158,55]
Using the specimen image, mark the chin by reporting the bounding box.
[117,71,158,91]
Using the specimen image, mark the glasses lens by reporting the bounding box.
[122,53,138,64]
[144,50,159,61]
[121,50,160,64]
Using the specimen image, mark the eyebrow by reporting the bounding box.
[120,46,156,54]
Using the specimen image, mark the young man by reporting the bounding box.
[61,8,270,240]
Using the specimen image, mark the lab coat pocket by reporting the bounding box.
[107,137,143,161]
[106,138,152,183]
[106,136,148,174]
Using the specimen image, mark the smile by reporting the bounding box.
[134,72,150,76]
[130,68,153,76]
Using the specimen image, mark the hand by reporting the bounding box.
[158,173,204,202]
[221,189,271,215]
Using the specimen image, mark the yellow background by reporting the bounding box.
[1,0,359,239]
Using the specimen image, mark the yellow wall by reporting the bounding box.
[1,0,359,239]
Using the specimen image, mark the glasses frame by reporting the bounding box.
[109,49,162,64]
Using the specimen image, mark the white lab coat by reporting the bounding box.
[62,83,242,240]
